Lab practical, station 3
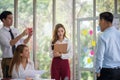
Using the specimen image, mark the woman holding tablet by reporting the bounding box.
[49,23,73,80]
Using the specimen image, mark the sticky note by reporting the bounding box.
[90,50,94,56]
[89,30,93,35]
[83,47,88,53]
[82,30,87,36]
[91,40,96,47]
[87,57,92,63]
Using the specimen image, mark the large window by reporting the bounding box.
[36,0,52,78]
[96,0,114,16]
[81,71,93,80]
[76,0,118,80]
[0,0,14,28]
[18,0,33,59]
[79,21,94,68]
[0,0,14,13]
[76,0,94,80]
[76,0,93,18]
[56,0,73,39]
[0,0,119,80]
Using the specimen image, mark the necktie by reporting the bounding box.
[9,29,16,54]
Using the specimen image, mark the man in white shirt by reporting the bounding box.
[0,11,32,78]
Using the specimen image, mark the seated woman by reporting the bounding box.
[9,44,34,80]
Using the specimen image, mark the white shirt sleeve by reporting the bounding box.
[61,40,73,59]
[12,65,19,79]
[29,60,35,70]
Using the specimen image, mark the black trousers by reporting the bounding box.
[1,58,12,78]
[97,68,120,80]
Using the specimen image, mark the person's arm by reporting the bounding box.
[24,32,32,44]
[61,41,73,59]
[53,51,62,57]
[49,42,62,58]
[95,36,105,77]
[10,29,28,46]
[30,60,35,70]
[26,77,33,80]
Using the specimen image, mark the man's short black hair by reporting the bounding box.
[0,11,12,22]
[100,12,113,23]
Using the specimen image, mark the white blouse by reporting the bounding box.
[49,38,73,59]
[12,60,34,79]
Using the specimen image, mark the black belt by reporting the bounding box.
[3,58,12,60]
[103,67,120,69]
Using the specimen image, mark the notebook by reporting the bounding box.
[54,43,68,54]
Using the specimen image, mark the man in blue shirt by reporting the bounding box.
[96,12,120,80]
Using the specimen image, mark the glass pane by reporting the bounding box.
[96,20,101,34]
[56,0,73,39]
[118,0,120,14]
[36,0,52,78]
[18,0,33,30]
[76,0,93,18]
[79,21,94,68]
[81,71,93,80]
[18,0,33,58]
[0,0,14,28]
[0,0,14,57]
[96,0,114,16]
[0,0,14,13]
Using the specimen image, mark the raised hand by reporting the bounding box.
[21,28,29,36]
[28,28,33,37]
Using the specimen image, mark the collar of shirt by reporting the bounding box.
[104,26,116,32]
[19,59,33,70]
[56,37,68,44]
[3,26,11,31]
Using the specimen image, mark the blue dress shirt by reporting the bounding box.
[95,26,120,73]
